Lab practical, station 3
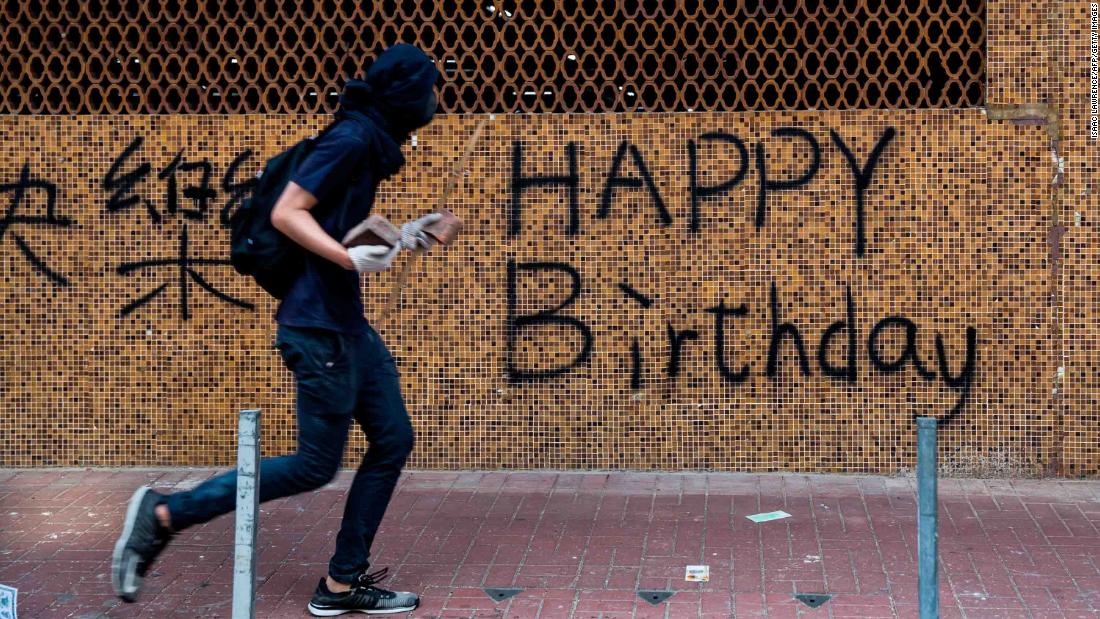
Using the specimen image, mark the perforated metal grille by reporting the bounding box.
[2,0,985,114]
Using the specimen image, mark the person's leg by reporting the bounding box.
[161,414,351,530]
[114,325,358,602]
[327,325,415,584]
[163,325,357,531]
[114,325,358,606]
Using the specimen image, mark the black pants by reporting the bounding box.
[164,323,414,582]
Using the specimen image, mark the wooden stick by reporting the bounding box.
[379,115,493,322]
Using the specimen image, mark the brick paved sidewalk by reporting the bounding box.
[1,469,1098,618]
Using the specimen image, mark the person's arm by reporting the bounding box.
[270,181,355,270]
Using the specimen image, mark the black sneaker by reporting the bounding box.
[111,486,173,602]
[307,568,420,616]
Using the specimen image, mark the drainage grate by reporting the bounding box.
[794,593,832,608]
[637,590,675,606]
[484,588,523,603]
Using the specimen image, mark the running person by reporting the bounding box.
[112,44,444,616]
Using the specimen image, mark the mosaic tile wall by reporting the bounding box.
[0,108,1084,475]
[1,0,1097,475]
[1049,1,1100,477]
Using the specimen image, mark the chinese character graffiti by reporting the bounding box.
[116,223,254,320]
[1,163,71,286]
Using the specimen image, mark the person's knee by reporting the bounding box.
[375,424,414,464]
[298,466,338,491]
[293,453,342,490]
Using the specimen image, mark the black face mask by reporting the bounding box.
[355,44,441,138]
[389,90,437,134]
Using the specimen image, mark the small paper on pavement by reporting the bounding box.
[0,584,17,619]
[746,510,792,523]
[685,565,710,582]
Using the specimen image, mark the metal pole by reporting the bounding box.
[916,416,939,619]
[232,409,261,619]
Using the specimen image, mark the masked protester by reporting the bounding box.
[112,44,442,615]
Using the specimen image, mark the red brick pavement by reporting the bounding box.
[1,469,1098,618]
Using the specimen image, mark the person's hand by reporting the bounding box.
[347,243,401,273]
[400,212,444,251]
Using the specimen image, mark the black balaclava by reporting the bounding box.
[338,44,440,142]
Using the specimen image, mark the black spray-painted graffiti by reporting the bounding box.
[8,125,976,418]
[104,137,256,227]
[102,137,256,319]
[116,223,253,320]
[5,140,258,320]
[0,163,71,286]
[510,127,896,257]
[221,150,258,227]
[505,127,978,419]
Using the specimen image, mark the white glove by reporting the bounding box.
[400,212,444,251]
[347,243,401,273]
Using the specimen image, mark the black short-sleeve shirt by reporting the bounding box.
[275,121,379,334]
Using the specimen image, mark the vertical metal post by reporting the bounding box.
[232,409,261,619]
[916,416,939,619]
